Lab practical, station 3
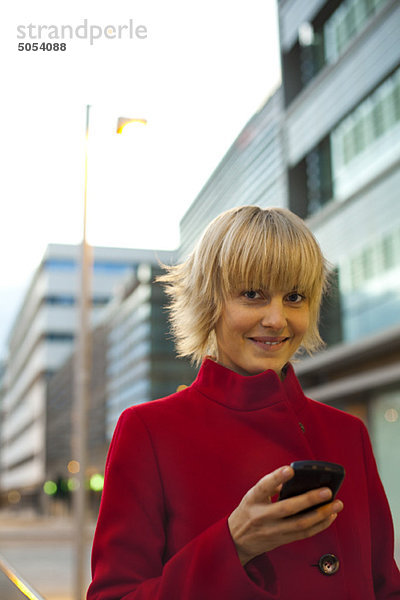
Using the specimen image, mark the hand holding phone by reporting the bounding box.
[279,460,345,512]
[229,464,344,565]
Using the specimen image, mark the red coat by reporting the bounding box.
[88,358,400,599]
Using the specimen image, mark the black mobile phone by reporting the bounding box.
[279,460,345,510]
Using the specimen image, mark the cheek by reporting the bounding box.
[289,306,310,339]
[298,311,310,336]
[226,309,252,335]
[219,309,249,340]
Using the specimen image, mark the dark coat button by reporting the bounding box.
[318,554,339,575]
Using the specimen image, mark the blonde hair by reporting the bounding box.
[158,206,330,366]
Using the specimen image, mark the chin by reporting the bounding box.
[245,362,282,376]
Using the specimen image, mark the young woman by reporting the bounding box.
[87,206,400,599]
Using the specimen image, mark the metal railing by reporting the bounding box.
[0,554,46,600]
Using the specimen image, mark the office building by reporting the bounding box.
[103,264,196,440]
[43,263,196,516]
[179,88,286,259]
[45,322,109,515]
[279,0,400,554]
[0,362,5,507]
[0,243,175,509]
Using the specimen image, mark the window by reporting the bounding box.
[339,226,400,341]
[324,0,389,65]
[45,295,75,305]
[345,227,400,292]
[289,136,333,218]
[92,296,111,306]
[331,68,400,199]
[44,295,110,306]
[288,0,390,101]
[93,261,133,273]
[44,258,76,271]
[44,333,74,342]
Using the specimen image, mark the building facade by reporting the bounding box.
[0,244,175,509]
[45,323,109,515]
[179,88,287,259]
[40,262,195,516]
[103,264,196,441]
[279,0,400,556]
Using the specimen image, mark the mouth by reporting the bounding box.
[249,336,290,351]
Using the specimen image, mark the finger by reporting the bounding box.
[298,499,344,525]
[273,486,334,518]
[248,466,294,503]
[290,503,343,542]
[285,513,337,544]
[272,499,344,543]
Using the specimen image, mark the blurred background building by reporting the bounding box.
[44,263,195,516]
[102,264,195,441]
[279,0,400,549]
[0,244,176,510]
[178,89,286,258]
[45,323,109,516]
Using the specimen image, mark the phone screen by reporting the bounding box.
[279,460,345,509]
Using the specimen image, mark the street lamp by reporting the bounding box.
[73,106,147,600]
[116,116,147,134]
[73,103,92,600]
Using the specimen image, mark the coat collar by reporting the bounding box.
[192,357,308,412]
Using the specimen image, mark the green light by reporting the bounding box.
[43,480,57,495]
[90,474,104,492]
[67,477,79,491]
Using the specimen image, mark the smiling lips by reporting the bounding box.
[249,336,290,350]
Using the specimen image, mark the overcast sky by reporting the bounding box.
[0,0,281,358]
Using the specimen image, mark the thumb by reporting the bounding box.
[248,466,294,503]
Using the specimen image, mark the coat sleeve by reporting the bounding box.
[87,408,279,600]
[360,422,400,598]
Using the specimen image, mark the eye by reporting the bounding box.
[243,290,261,300]
[286,291,305,304]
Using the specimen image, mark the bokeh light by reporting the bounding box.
[384,408,399,423]
[89,473,104,492]
[67,477,80,491]
[68,460,80,473]
[8,490,21,504]
[43,481,57,495]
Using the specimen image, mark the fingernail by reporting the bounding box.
[319,488,332,500]
[332,500,342,512]
[282,467,292,477]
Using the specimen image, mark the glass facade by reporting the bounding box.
[324,0,389,65]
[291,67,400,219]
[293,0,390,95]
[44,333,75,342]
[44,258,76,270]
[44,294,110,306]
[339,225,400,341]
[105,269,197,440]
[178,90,286,258]
[305,137,333,215]
[331,67,400,200]
[370,388,400,560]
[106,284,152,438]
[93,262,134,273]
[44,257,135,273]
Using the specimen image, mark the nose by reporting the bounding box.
[260,297,287,331]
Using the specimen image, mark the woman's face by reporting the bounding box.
[214,288,310,378]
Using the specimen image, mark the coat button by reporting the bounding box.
[318,554,339,575]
